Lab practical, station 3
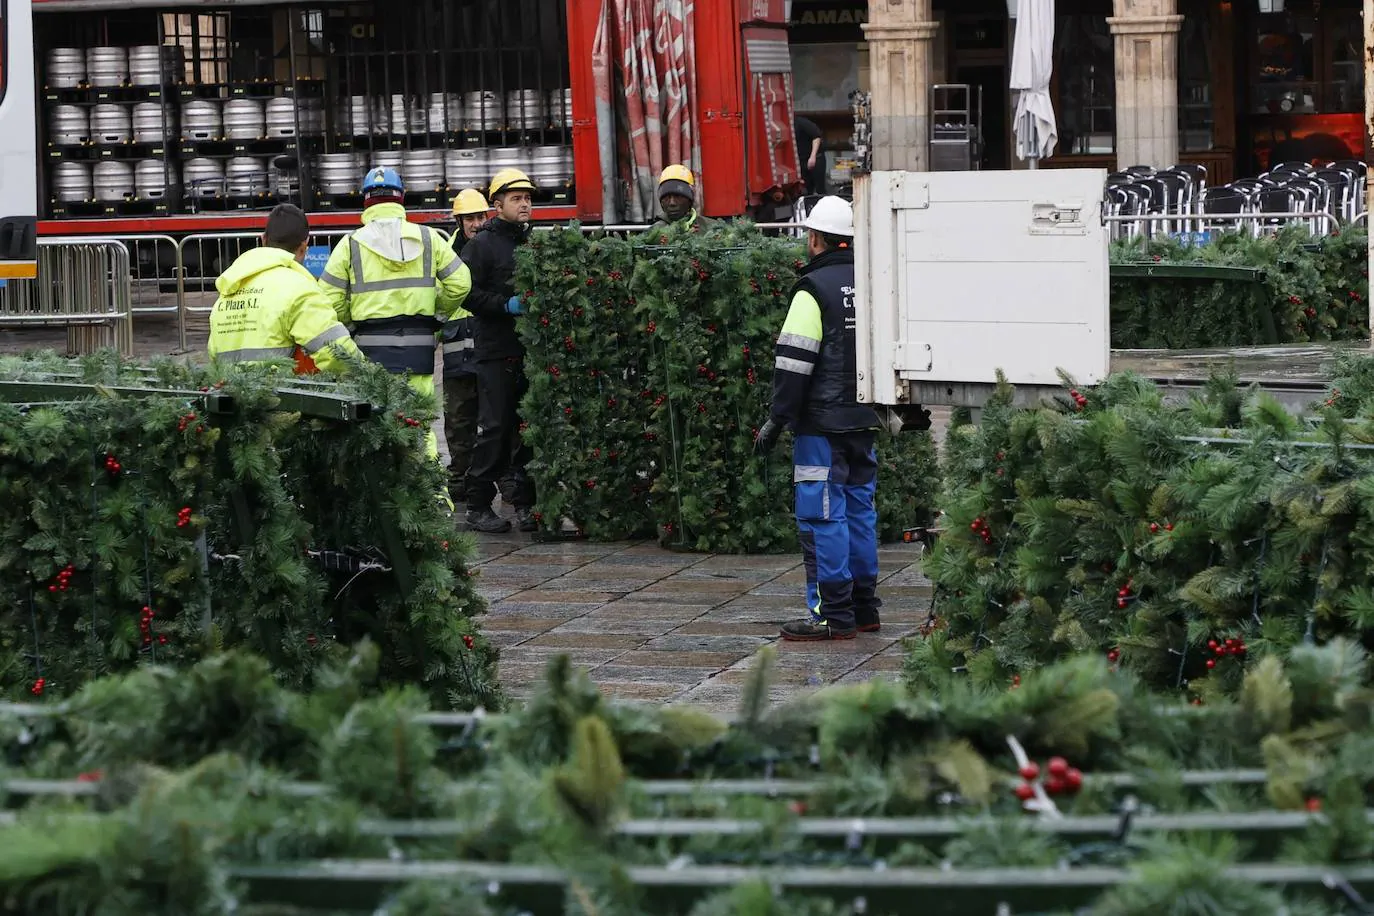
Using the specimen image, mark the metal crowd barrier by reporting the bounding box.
[0,238,134,357]
[5,220,796,356]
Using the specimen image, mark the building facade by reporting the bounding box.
[790,0,1366,187]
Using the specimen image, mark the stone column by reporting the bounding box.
[862,0,940,172]
[1108,0,1183,169]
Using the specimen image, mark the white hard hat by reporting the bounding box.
[804,196,854,237]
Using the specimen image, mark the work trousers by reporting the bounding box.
[443,371,479,498]
[465,357,535,512]
[793,431,881,632]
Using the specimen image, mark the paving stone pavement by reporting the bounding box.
[471,531,932,717]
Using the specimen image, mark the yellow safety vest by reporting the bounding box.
[318,202,473,374]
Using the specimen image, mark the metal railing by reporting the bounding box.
[0,238,134,357]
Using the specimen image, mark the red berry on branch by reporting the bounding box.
[1107,649,1120,662]
[1208,639,1219,650]
[1019,763,1039,781]
[1165,523,1174,531]
[1306,797,1322,812]
[1065,768,1084,791]
[1014,783,1036,801]
[463,634,475,649]
[1117,598,1127,608]
[1045,777,1066,795]
[1149,523,1159,533]
[1047,757,1069,778]
[1206,659,1216,669]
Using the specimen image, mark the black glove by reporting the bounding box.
[753,419,783,456]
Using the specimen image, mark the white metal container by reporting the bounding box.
[127,45,175,87]
[444,147,490,189]
[426,92,462,133]
[48,105,90,145]
[181,100,222,141]
[528,145,573,187]
[368,150,404,173]
[134,159,177,200]
[46,48,86,88]
[85,47,129,87]
[183,157,226,197]
[390,94,427,134]
[266,97,324,138]
[265,97,297,137]
[548,88,572,128]
[223,98,265,141]
[90,104,132,144]
[461,90,502,131]
[487,146,530,177]
[131,102,171,143]
[314,152,363,195]
[401,148,445,189]
[92,160,135,202]
[225,157,269,196]
[506,90,545,130]
[51,161,93,202]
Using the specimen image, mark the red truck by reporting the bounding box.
[16,0,806,241]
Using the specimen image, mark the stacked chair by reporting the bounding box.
[1105,160,1366,240]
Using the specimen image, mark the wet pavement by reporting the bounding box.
[470,531,931,716]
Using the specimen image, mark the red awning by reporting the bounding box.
[742,27,803,204]
[593,0,702,223]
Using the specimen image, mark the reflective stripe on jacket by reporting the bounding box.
[769,247,879,435]
[208,246,361,373]
[441,231,478,376]
[318,201,473,375]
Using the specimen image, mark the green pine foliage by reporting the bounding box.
[1110,227,1369,348]
[515,222,938,552]
[0,354,499,709]
[5,643,1374,915]
[916,364,1374,698]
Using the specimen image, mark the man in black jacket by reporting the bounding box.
[461,168,537,534]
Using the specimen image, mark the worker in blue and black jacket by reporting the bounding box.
[753,196,881,642]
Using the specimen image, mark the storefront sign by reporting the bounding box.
[789,0,867,43]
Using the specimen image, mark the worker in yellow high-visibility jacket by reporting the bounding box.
[317,166,473,461]
[208,203,361,373]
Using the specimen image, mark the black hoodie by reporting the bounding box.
[460,216,532,361]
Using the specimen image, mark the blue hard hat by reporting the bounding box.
[361,166,404,195]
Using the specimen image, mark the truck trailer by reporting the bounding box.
[2,0,805,249]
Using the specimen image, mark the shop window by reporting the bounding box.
[1054,14,1114,155]
[1178,1,1213,152]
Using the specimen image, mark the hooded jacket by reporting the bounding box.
[208,246,360,373]
[317,201,473,374]
[460,216,531,362]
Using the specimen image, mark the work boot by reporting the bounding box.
[855,610,881,634]
[515,508,538,533]
[780,619,856,642]
[465,508,512,534]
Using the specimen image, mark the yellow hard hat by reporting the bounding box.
[489,168,537,197]
[659,164,695,187]
[452,187,490,216]
[658,164,696,200]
